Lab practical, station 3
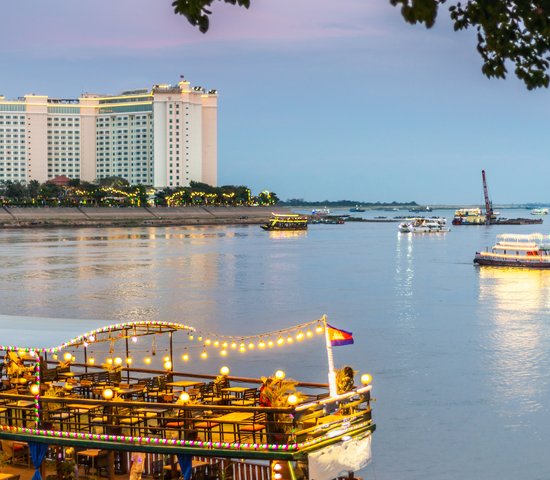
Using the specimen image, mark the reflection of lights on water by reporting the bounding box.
[268,231,307,240]
[478,267,550,311]
[478,267,550,415]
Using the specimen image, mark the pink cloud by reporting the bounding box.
[0,0,399,54]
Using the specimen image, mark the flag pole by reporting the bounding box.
[323,315,338,397]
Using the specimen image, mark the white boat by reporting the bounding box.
[474,233,550,268]
[531,208,549,215]
[311,207,330,216]
[398,217,449,233]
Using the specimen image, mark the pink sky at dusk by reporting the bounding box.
[1,0,550,204]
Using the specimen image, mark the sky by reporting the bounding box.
[1,0,549,204]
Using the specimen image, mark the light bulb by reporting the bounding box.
[275,370,286,380]
[179,392,190,403]
[361,373,372,385]
[30,384,40,395]
[63,352,72,362]
[114,357,123,366]
[144,357,152,365]
[220,366,230,376]
[182,353,189,362]
[102,388,114,400]
[164,360,172,370]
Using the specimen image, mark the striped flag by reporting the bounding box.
[327,324,354,347]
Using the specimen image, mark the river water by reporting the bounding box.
[1,208,550,480]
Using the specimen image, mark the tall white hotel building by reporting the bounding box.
[0,80,217,188]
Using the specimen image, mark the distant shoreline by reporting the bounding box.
[0,206,292,229]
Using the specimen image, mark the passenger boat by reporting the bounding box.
[398,217,449,233]
[474,233,550,268]
[0,315,374,480]
[261,214,308,231]
[531,208,549,216]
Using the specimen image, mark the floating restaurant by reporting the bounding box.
[0,316,374,480]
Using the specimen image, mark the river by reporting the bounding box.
[1,208,549,479]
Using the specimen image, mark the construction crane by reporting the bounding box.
[481,170,496,224]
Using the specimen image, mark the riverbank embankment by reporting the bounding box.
[0,206,291,229]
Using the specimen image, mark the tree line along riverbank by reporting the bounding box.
[0,206,292,229]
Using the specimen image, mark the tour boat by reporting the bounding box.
[474,233,550,268]
[261,214,308,231]
[398,217,449,233]
[0,316,374,480]
[531,208,549,216]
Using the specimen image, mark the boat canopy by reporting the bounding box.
[0,315,194,352]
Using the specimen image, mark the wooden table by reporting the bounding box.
[77,448,106,477]
[0,472,20,480]
[166,380,204,390]
[211,411,253,440]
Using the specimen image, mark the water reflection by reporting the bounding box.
[267,231,308,240]
[395,233,415,327]
[478,267,550,417]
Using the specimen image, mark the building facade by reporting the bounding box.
[0,81,217,188]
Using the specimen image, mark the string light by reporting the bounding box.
[220,349,227,357]
[277,337,284,346]
[181,353,189,362]
[144,357,152,365]
[200,350,208,359]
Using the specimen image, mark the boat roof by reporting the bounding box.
[0,315,194,352]
[271,213,306,217]
[496,233,550,244]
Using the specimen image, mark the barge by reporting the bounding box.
[0,316,374,480]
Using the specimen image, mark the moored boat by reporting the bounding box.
[452,208,486,225]
[261,213,308,231]
[0,316,375,480]
[349,205,366,213]
[531,208,549,215]
[474,233,550,268]
[398,217,449,233]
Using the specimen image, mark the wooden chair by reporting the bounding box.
[231,388,257,406]
[238,411,267,443]
[193,417,220,442]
